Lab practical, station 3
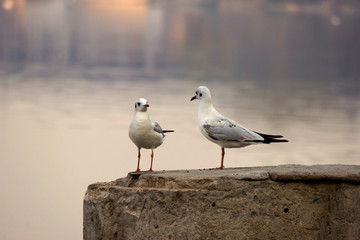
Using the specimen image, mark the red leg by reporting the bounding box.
[211,148,225,170]
[147,150,154,172]
[219,147,225,169]
[136,148,141,172]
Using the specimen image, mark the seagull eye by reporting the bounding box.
[137,103,141,106]
[199,93,202,97]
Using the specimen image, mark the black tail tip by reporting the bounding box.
[271,139,288,143]
[163,130,175,133]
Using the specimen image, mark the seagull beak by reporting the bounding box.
[144,104,149,107]
[190,96,197,101]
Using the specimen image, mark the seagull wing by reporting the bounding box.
[152,121,165,136]
[202,117,264,142]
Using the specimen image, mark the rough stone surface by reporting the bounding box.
[84,165,360,240]
[269,164,360,183]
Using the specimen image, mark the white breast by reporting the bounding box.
[129,115,164,149]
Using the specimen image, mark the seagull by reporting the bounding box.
[129,98,174,172]
[191,86,288,169]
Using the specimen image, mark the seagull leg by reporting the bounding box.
[136,148,141,172]
[212,147,225,170]
[219,147,225,169]
[147,150,154,172]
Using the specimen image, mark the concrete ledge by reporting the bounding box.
[84,165,360,240]
[269,164,360,183]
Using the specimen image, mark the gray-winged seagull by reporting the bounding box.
[191,86,288,169]
[129,98,174,172]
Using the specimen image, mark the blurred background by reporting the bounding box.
[0,0,359,239]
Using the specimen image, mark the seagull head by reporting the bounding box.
[134,98,149,112]
[190,86,212,102]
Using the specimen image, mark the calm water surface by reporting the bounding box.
[0,0,360,239]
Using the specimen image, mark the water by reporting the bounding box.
[1,0,360,239]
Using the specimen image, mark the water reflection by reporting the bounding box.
[1,0,360,83]
[0,0,360,240]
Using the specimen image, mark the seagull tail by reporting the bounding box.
[253,131,288,144]
[265,138,288,143]
[163,130,175,133]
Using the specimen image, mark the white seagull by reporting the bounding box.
[191,86,288,169]
[129,98,174,172]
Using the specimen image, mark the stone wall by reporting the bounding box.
[83,165,360,240]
